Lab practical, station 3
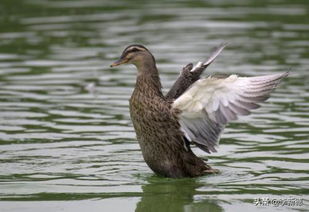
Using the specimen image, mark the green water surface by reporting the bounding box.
[0,0,308,211]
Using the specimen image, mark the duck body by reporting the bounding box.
[111,44,288,178]
[129,72,208,178]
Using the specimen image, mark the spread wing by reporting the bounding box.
[166,43,227,100]
[172,72,288,153]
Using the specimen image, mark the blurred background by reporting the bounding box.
[0,0,308,211]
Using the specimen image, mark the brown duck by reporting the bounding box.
[110,44,288,178]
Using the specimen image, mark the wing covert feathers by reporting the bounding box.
[173,72,288,153]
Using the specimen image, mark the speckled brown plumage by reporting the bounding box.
[129,71,211,178]
[109,44,217,178]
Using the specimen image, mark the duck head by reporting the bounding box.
[110,44,155,68]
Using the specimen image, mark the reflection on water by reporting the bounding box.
[136,177,223,212]
[0,0,308,211]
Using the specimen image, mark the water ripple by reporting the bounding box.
[0,0,308,211]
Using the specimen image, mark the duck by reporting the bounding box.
[110,43,288,178]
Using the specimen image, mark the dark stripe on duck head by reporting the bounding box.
[124,44,149,52]
[121,44,149,57]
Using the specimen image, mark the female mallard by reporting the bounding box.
[110,44,288,178]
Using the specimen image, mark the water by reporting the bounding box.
[0,0,308,211]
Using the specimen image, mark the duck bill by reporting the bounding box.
[110,58,128,67]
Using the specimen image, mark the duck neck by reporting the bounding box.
[134,58,163,98]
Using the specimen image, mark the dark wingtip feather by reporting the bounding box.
[275,71,289,83]
[242,95,270,102]
[282,71,289,78]
[201,42,228,68]
[236,100,260,110]
[194,142,212,153]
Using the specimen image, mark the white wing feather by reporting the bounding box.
[173,72,288,153]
